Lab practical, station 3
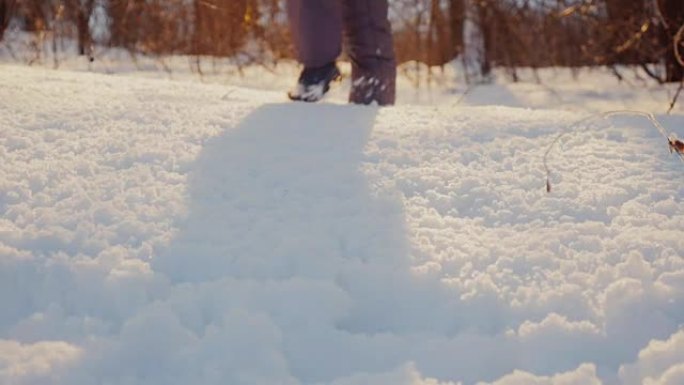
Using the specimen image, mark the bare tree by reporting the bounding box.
[0,0,17,41]
[65,0,95,56]
[659,0,684,82]
[449,0,465,59]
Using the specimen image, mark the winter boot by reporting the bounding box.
[288,62,341,102]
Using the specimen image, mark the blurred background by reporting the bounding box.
[0,0,682,85]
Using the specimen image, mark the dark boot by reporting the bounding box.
[288,62,342,102]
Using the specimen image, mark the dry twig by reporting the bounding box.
[668,80,684,114]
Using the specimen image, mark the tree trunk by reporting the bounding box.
[107,0,141,49]
[193,0,202,55]
[459,0,492,81]
[76,6,90,55]
[476,0,493,77]
[0,0,8,41]
[449,0,465,59]
[428,0,450,66]
[107,0,128,47]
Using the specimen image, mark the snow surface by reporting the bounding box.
[1,61,684,385]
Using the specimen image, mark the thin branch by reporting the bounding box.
[640,63,665,84]
[614,20,651,54]
[543,115,595,193]
[668,22,684,112]
[668,80,684,114]
[453,83,476,106]
[674,22,684,68]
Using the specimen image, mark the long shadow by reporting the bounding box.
[154,103,410,283]
[152,103,439,381]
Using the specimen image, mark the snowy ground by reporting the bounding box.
[1,57,684,385]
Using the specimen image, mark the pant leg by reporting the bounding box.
[341,0,396,105]
[286,0,343,68]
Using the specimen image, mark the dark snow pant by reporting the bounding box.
[286,0,396,105]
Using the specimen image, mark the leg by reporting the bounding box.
[341,0,396,105]
[286,0,343,68]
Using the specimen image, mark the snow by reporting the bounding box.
[1,59,684,385]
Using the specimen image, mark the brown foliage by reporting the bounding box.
[0,0,682,84]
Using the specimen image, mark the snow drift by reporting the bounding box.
[1,64,684,385]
